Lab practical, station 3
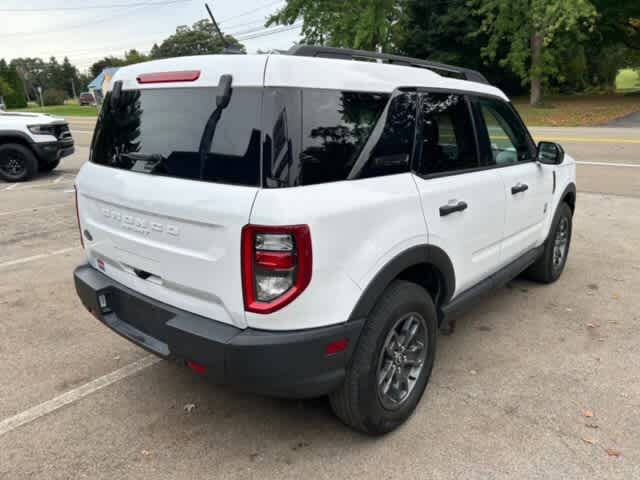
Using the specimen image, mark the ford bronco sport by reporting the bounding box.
[73,47,576,435]
[0,111,74,181]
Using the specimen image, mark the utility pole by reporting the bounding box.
[70,78,77,99]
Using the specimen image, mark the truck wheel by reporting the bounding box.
[329,280,437,435]
[39,158,60,173]
[0,143,39,182]
[525,202,573,283]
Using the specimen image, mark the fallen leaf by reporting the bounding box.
[566,308,574,312]
[585,423,599,429]
[606,448,621,457]
[183,403,196,414]
[141,449,151,456]
[583,409,594,418]
[587,323,600,328]
[612,294,620,300]
[582,436,598,445]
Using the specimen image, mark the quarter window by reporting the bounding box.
[416,93,478,176]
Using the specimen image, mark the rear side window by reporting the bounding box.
[416,93,478,176]
[90,87,261,186]
[262,88,390,187]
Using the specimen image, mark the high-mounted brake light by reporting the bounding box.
[74,185,84,249]
[242,225,312,314]
[136,70,201,84]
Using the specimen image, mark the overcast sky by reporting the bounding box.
[0,0,302,72]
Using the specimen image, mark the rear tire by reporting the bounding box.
[39,158,60,173]
[329,280,437,435]
[525,202,573,283]
[0,143,38,182]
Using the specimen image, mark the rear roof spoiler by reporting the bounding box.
[288,45,490,85]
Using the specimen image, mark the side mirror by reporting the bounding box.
[537,141,564,165]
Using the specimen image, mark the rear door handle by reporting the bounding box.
[439,201,468,217]
[511,183,529,194]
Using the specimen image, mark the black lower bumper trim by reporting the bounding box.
[74,264,364,398]
[31,141,75,163]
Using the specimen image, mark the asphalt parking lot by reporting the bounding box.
[1,119,639,479]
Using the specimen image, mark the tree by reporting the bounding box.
[473,0,597,105]
[267,0,402,51]
[90,56,125,79]
[150,19,244,59]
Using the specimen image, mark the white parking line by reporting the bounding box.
[0,355,160,437]
[0,203,68,217]
[576,161,640,168]
[1,177,74,192]
[3,183,19,191]
[0,247,79,269]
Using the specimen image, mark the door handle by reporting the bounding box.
[439,201,468,217]
[511,183,529,194]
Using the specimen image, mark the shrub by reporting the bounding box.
[43,88,65,106]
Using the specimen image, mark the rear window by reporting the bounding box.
[90,87,261,187]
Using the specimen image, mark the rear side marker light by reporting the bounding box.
[326,339,349,356]
[187,360,208,375]
[137,70,200,84]
[242,225,312,314]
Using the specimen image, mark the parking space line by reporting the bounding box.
[0,355,160,437]
[3,183,19,191]
[0,204,69,217]
[576,161,640,168]
[0,247,80,269]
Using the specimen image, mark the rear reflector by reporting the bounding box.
[326,339,349,356]
[137,70,201,84]
[186,360,208,375]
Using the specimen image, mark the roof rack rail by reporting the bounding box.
[287,45,489,85]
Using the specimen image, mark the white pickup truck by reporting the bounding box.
[0,111,74,182]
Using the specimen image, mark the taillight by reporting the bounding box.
[241,225,312,314]
[74,185,84,249]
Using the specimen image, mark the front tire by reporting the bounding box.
[525,202,573,283]
[329,280,437,435]
[0,143,39,182]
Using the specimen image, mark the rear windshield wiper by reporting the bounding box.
[119,152,167,174]
[197,74,233,178]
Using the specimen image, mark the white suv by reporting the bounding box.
[0,111,74,181]
[73,47,576,435]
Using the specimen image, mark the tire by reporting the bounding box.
[0,143,39,182]
[39,158,60,173]
[525,202,573,283]
[329,280,437,435]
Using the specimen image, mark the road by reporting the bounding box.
[0,119,639,479]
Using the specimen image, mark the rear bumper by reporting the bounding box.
[74,264,363,398]
[32,140,75,164]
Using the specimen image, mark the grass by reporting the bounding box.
[616,68,640,91]
[513,93,640,127]
[10,104,99,117]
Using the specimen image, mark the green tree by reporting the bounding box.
[473,0,597,105]
[90,56,125,79]
[150,19,244,59]
[3,66,27,108]
[267,0,401,51]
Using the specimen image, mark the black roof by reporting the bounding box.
[288,45,489,85]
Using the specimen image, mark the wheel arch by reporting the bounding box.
[0,132,37,154]
[560,182,576,214]
[348,245,455,321]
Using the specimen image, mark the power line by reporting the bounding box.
[218,0,283,24]
[1,0,192,12]
[237,22,302,41]
[0,0,191,38]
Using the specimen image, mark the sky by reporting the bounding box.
[0,0,302,73]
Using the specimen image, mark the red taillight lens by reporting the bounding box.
[137,70,200,84]
[74,185,84,249]
[241,225,312,314]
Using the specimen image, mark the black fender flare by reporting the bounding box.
[0,130,35,144]
[559,182,576,213]
[348,244,455,321]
